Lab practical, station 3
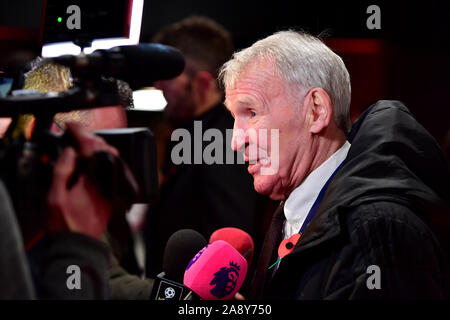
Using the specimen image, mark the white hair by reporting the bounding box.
[219,30,351,131]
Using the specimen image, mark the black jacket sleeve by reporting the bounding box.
[0,181,36,299]
[109,253,154,299]
[38,232,111,300]
[322,202,450,299]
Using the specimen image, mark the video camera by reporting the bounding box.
[0,0,185,241]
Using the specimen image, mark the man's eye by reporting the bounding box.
[249,110,256,117]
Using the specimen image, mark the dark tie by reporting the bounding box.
[248,201,285,299]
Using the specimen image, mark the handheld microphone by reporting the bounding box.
[183,240,248,300]
[150,229,206,300]
[209,227,255,266]
[50,43,185,89]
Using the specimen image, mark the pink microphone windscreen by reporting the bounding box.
[183,240,248,300]
[209,227,254,266]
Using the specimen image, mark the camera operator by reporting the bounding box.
[18,59,154,299]
[1,122,116,299]
[41,122,116,299]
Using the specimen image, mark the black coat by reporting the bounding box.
[260,100,450,299]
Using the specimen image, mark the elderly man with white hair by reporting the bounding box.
[220,31,450,299]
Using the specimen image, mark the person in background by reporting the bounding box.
[145,16,275,284]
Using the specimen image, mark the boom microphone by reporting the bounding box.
[209,227,254,266]
[183,240,248,300]
[150,229,206,300]
[50,43,185,88]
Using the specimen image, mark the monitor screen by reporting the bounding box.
[41,0,132,45]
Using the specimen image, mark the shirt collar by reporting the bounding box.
[284,141,351,236]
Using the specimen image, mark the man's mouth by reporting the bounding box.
[246,157,258,164]
[247,157,270,174]
[248,162,259,175]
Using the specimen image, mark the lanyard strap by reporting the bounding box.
[298,160,345,235]
[268,160,345,270]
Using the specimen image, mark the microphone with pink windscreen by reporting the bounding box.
[183,240,248,300]
[209,227,254,266]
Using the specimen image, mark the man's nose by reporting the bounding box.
[231,122,248,153]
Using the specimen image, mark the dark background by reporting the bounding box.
[1,0,449,148]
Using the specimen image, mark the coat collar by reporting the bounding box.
[287,100,449,257]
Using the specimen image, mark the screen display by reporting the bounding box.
[41,0,131,44]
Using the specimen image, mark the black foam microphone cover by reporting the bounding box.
[162,229,207,283]
[51,43,185,89]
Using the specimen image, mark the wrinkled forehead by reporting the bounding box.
[223,60,291,111]
[224,58,276,90]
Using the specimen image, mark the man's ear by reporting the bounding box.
[192,71,214,96]
[306,88,333,134]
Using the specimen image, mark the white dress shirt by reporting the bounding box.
[283,141,351,240]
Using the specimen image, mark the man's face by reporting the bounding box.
[155,71,196,123]
[225,61,311,200]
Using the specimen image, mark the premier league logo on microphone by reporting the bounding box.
[209,261,241,298]
[184,240,248,300]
